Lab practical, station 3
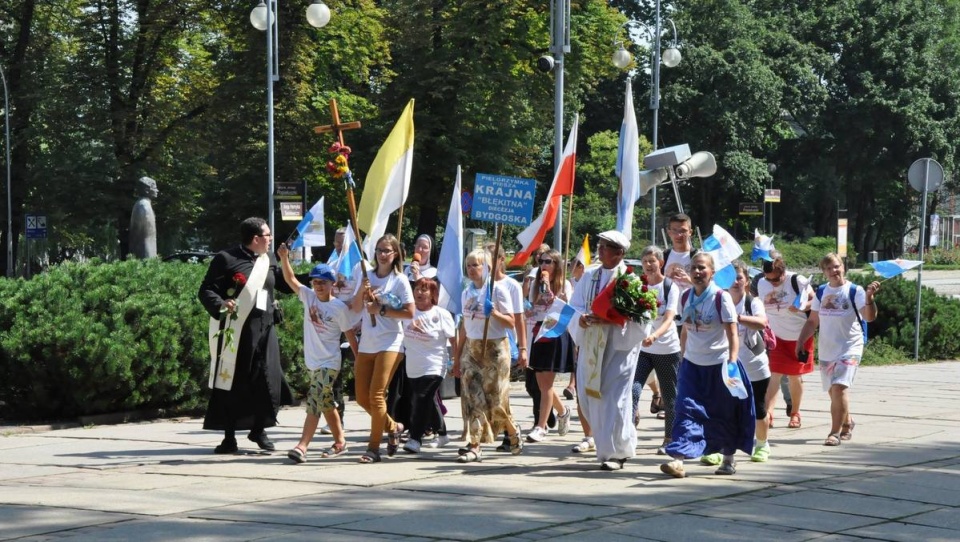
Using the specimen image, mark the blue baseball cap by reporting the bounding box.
[308,263,336,282]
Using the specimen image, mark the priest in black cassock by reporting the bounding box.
[199,217,294,454]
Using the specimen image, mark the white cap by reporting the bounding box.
[597,230,630,250]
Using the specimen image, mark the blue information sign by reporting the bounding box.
[25,214,47,239]
[471,173,536,226]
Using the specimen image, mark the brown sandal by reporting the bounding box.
[840,419,855,441]
[824,433,842,446]
[788,413,802,428]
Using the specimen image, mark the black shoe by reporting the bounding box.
[785,403,793,418]
[248,431,275,451]
[214,437,238,454]
[547,412,557,429]
[495,436,511,452]
[563,388,575,400]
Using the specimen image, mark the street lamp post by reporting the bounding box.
[611,0,680,244]
[548,0,570,250]
[1,64,11,277]
[250,0,331,248]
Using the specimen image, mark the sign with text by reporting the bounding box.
[739,203,762,216]
[280,202,303,221]
[764,189,781,203]
[275,183,303,201]
[471,173,536,226]
[25,214,47,239]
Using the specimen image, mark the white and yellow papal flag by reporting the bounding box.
[357,99,415,260]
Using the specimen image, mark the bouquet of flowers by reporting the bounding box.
[215,272,247,354]
[591,266,660,326]
[326,142,353,184]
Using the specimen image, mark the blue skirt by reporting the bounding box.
[665,359,756,459]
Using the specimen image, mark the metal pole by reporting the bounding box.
[914,161,930,361]
[650,0,662,243]
[266,0,278,250]
[1,66,11,277]
[551,0,568,250]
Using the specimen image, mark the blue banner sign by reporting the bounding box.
[471,173,536,226]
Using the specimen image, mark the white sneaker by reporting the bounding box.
[319,424,332,435]
[557,406,571,436]
[572,437,595,453]
[403,439,421,454]
[427,434,450,449]
[526,426,547,443]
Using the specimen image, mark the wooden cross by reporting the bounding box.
[314,99,362,146]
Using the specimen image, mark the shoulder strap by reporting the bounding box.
[791,274,800,295]
[662,277,673,296]
[661,249,672,274]
[681,288,690,308]
[745,293,754,316]
[750,272,761,296]
[714,291,723,315]
[848,284,862,320]
[690,248,699,258]
[816,283,826,301]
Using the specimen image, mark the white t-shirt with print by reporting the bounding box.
[297,286,354,371]
[641,279,681,355]
[402,306,457,378]
[527,280,574,323]
[811,281,867,361]
[757,272,810,340]
[461,280,515,340]
[735,294,771,381]
[664,249,693,291]
[681,288,737,366]
[354,270,414,353]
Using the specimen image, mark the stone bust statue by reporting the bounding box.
[129,176,158,259]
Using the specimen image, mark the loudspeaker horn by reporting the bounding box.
[675,151,717,179]
[638,167,669,196]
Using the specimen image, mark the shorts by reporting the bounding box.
[306,367,340,416]
[819,355,860,391]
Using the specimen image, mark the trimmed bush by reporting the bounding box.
[0,259,315,420]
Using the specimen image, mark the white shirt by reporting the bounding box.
[402,306,457,378]
[354,270,414,353]
[681,288,737,366]
[758,272,810,340]
[735,294,771,381]
[664,249,693,291]
[404,262,437,281]
[811,281,868,361]
[641,279,681,355]
[297,286,354,371]
[461,280,515,340]
[527,280,574,322]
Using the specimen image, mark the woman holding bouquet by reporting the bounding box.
[524,249,574,443]
[452,249,524,463]
[660,252,754,478]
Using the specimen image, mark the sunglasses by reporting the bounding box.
[539,259,554,264]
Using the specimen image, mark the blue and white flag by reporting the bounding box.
[751,229,776,261]
[436,167,465,316]
[702,224,743,289]
[335,221,363,280]
[870,258,923,279]
[289,197,325,249]
[615,81,640,240]
[534,298,578,342]
[722,358,749,399]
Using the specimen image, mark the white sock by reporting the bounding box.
[756,440,767,448]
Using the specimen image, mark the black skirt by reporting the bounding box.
[528,323,575,373]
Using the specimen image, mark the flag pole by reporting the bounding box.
[563,192,574,267]
[396,206,404,239]
[480,223,504,360]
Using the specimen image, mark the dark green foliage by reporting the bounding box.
[0,260,317,420]
[848,272,960,362]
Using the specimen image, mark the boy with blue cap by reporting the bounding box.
[278,244,359,462]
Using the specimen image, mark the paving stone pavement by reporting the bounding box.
[1,361,959,541]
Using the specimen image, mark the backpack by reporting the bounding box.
[815,284,868,345]
[744,293,777,352]
[752,272,811,318]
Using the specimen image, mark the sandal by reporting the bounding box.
[386,423,404,457]
[321,442,348,458]
[359,448,382,463]
[824,433,842,447]
[286,446,307,464]
[788,413,802,429]
[457,448,482,463]
[650,394,663,414]
[508,427,524,455]
[840,419,856,441]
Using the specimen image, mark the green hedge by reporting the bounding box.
[0,259,313,420]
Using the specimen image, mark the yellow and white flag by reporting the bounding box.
[358,99,415,259]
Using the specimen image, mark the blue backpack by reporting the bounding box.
[815,284,867,345]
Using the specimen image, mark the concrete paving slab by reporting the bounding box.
[901,508,960,530]
[15,517,302,541]
[0,505,133,541]
[752,488,939,519]
[825,477,960,506]
[843,521,960,542]
[692,500,885,532]
[600,513,824,541]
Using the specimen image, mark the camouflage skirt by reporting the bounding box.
[460,337,517,445]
